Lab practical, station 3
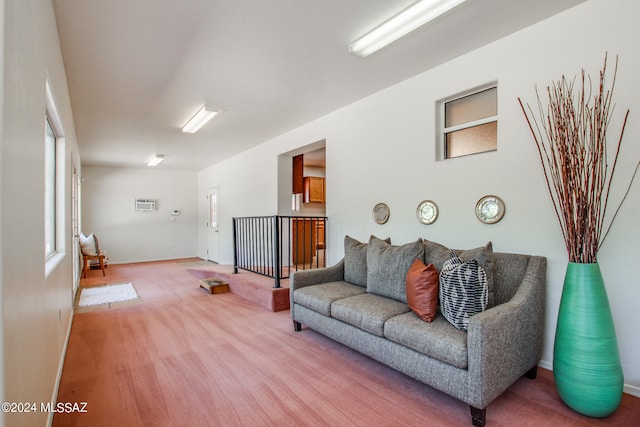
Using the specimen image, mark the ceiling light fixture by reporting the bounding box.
[182,105,219,134]
[147,154,165,167]
[349,0,468,57]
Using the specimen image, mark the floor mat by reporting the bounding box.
[75,282,142,312]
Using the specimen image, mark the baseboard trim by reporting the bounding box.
[538,359,552,371]
[624,384,640,398]
[46,307,74,427]
[107,256,201,265]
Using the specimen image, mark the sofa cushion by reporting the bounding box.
[384,311,468,369]
[423,240,495,307]
[294,281,366,316]
[406,259,439,322]
[344,235,390,287]
[367,237,424,303]
[331,293,410,337]
[439,252,488,332]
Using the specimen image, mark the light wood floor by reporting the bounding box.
[54,259,640,426]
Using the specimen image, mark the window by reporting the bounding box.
[44,81,66,274]
[441,85,497,159]
[45,117,57,258]
[209,190,218,230]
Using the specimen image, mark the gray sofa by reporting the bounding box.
[290,236,546,427]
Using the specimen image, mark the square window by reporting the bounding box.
[441,86,497,159]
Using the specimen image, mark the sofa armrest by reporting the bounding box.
[290,259,345,323]
[466,255,546,408]
[290,259,345,291]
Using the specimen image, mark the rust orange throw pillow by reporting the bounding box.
[406,258,439,322]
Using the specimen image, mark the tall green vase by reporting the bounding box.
[553,262,623,417]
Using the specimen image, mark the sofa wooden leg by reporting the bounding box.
[525,365,538,379]
[293,320,302,332]
[470,406,486,427]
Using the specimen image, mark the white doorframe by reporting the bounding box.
[71,158,81,291]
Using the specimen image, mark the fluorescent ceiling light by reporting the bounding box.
[182,106,219,134]
[349,0,468,57]
[147,154,165,166]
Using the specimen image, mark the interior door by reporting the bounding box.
[207,187,220,262]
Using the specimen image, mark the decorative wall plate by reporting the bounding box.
[416,200,438,225]
[372,203,390,224]
[475,195,505,224]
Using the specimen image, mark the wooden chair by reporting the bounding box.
[80,233,108,278]
[83,253,106,278]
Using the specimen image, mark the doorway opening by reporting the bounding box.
[280,139,326,217]
[278,140,327,270]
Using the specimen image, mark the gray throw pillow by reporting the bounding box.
[423,240,495,308]
[439,252,488,331]
[344,235,390,287]
[366,237,424,303]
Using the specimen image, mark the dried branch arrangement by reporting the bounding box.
[518,54,639,263]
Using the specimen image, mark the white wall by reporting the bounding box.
[0,0,6,416]
[82,166,199,264]
[199,0,640,395]
[1,0,82,425]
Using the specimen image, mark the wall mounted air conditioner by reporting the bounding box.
[135,198,157,212]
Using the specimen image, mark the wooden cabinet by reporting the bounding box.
[292,218,325,265]
[292,155,304,194]
[292,219,315,264]
[304,176,325,203]
[315,220,325,249]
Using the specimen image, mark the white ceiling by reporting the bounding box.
[52,0,586,171]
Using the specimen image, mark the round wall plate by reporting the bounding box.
[476,195,505,224]
[372,203,390,224]
[416,200,438,224]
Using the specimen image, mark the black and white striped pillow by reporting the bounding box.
[439,251,488,331]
